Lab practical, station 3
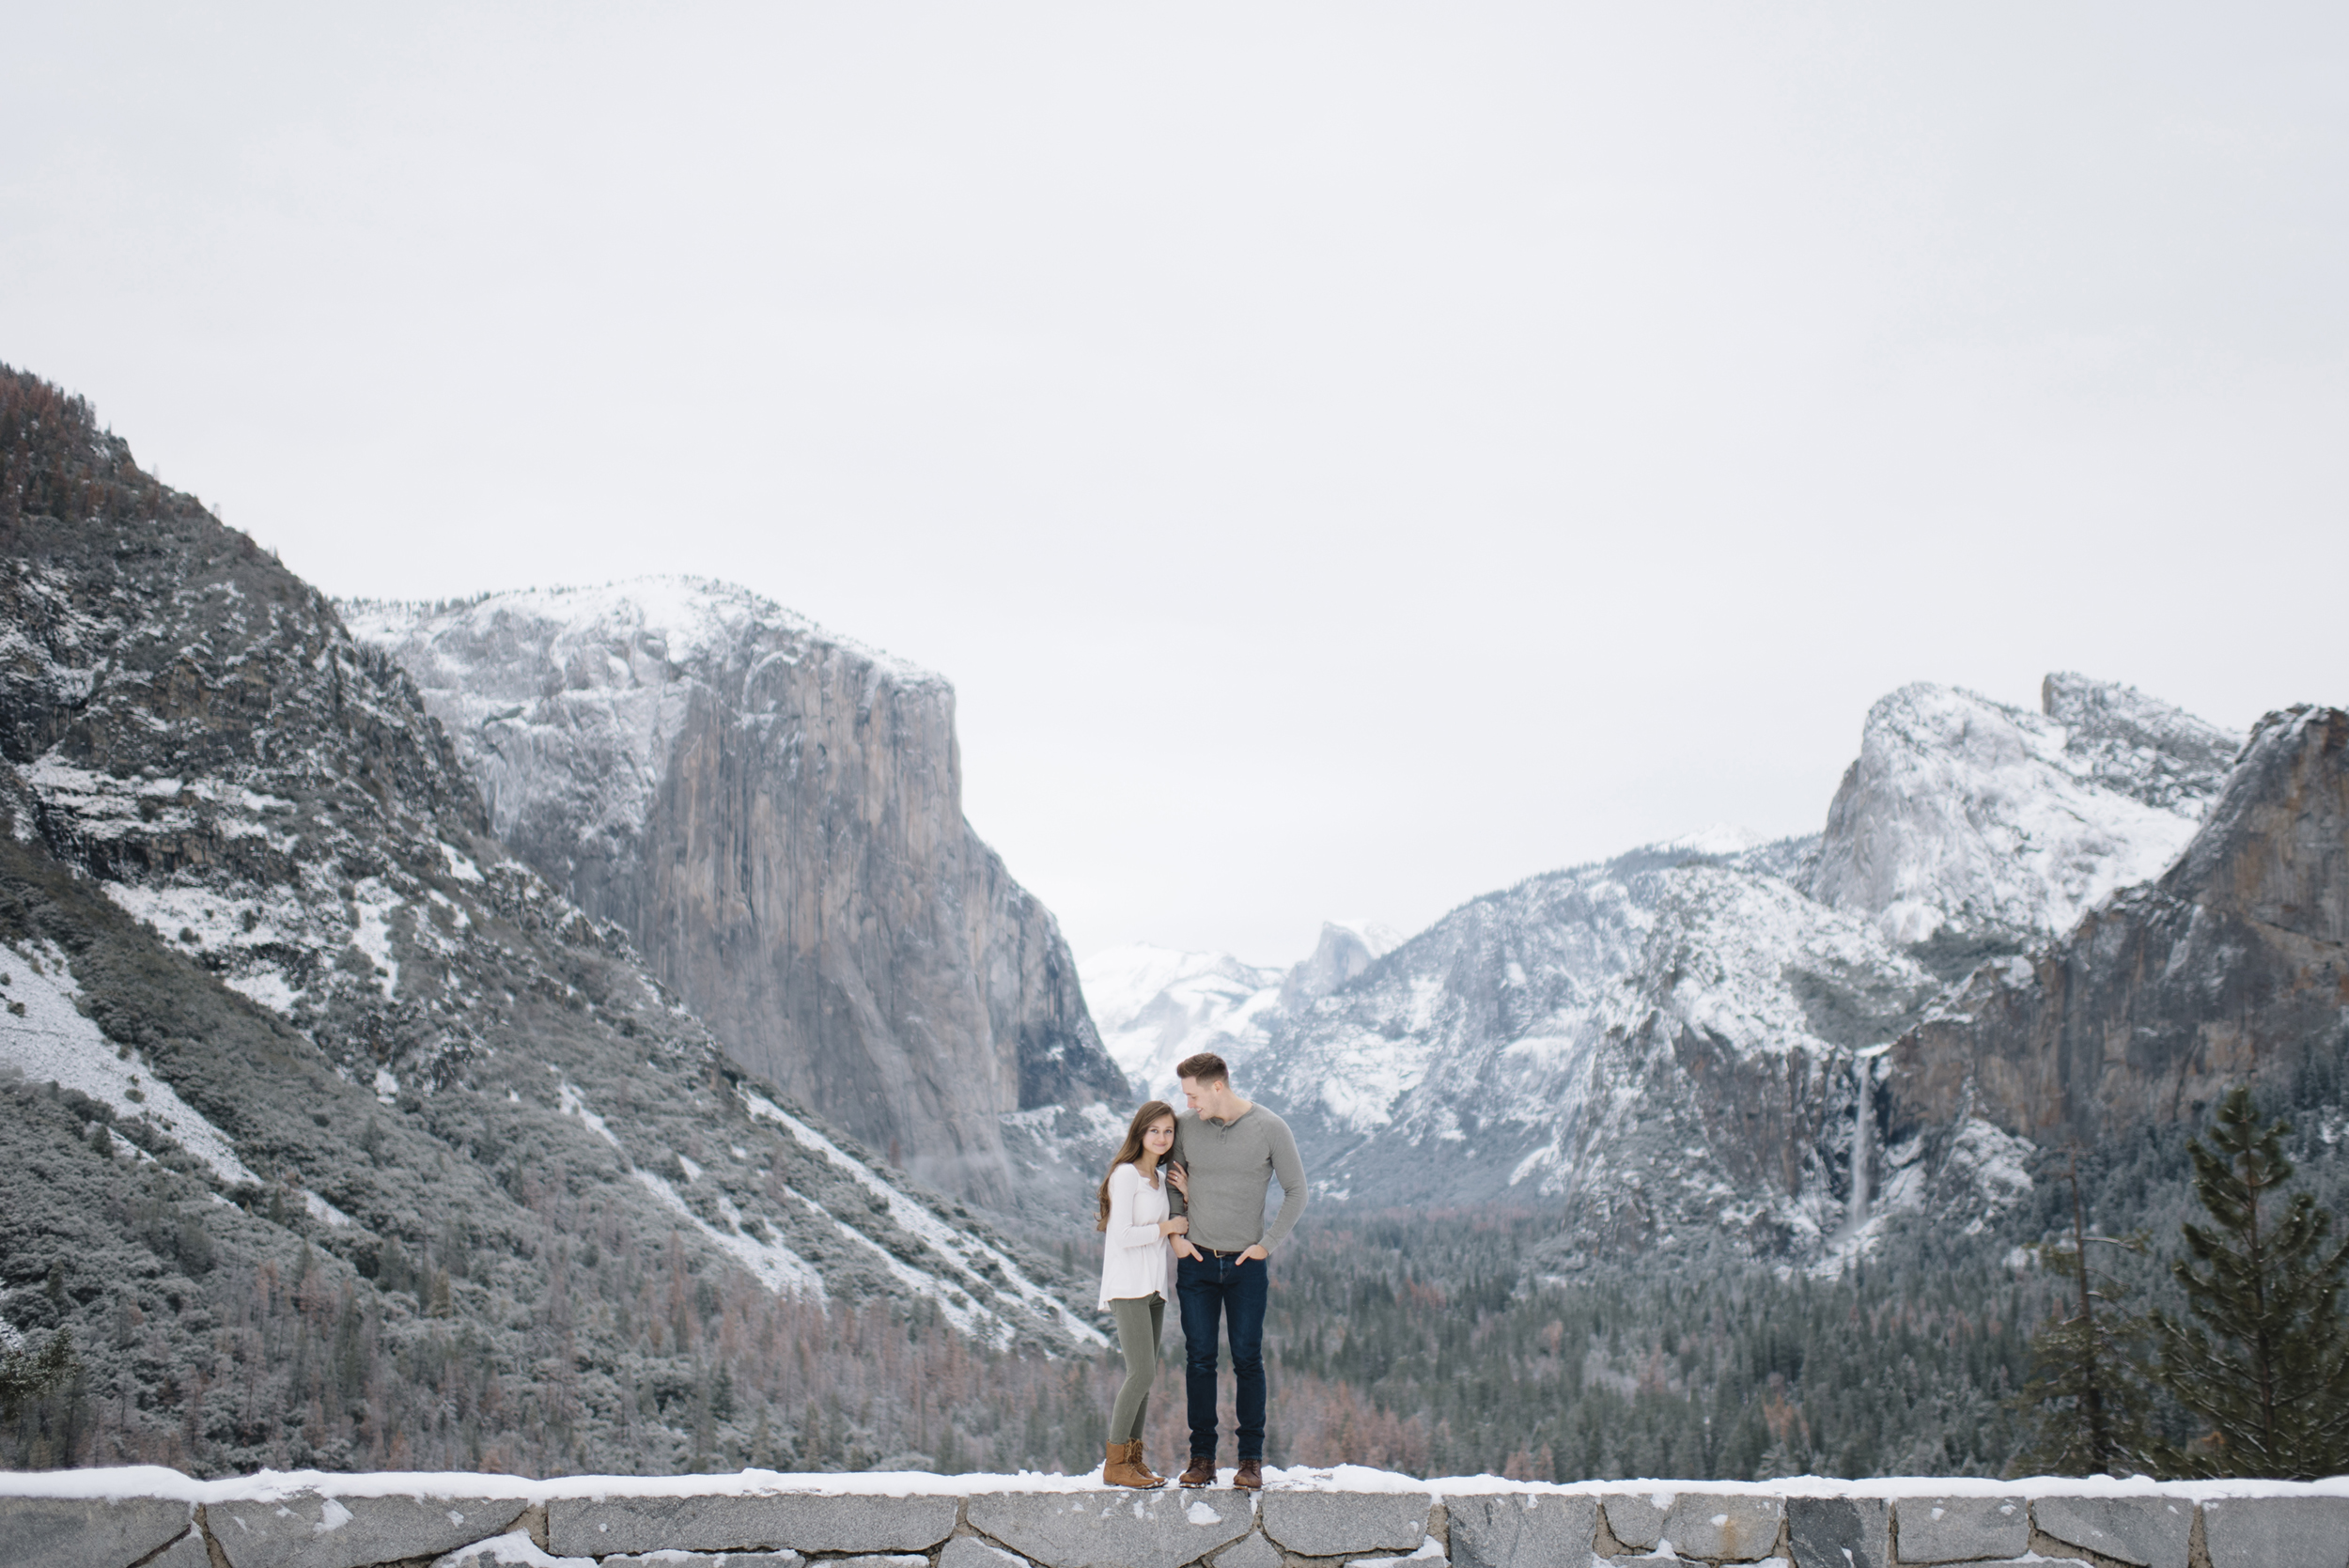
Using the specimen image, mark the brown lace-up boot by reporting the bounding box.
[1105,1440,1165,1488]
[1178,1454,1217,1487]
[1234,1457,1263,1489]
[1128,1441,1166,1484]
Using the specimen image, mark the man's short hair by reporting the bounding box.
[1174,1052,1229,1086]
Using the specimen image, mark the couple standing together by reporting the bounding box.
[1094,1051,1305,1491]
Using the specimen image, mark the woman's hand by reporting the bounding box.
[1159,1217,1189,1237]
[1165,1163,1189,1199]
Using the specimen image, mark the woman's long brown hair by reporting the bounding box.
[1096,1100,1178,1231]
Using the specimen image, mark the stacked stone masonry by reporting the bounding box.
[3,1471,2345,1568]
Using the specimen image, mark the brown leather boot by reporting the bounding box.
[1178,1454,1217,1487]
[1128,1441,1165,1484]
[1233,1457,1263,1490]
[1105,1439,1165,1489]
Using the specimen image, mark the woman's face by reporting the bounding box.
[1142,1116,1176,1158]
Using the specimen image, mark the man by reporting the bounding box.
[1164,1051,1305,1490]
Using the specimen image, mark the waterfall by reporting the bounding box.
[1846,1053,1875,1229]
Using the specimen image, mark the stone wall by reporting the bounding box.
[3,1468,2345,1568]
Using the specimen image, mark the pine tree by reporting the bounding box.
[0,1329,81,1421]
[1,1329,87,1467]
[2153,1086,2349,1478]
[2013,1156,2155,1476]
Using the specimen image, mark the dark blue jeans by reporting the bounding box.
[1175,1250,1268,1461]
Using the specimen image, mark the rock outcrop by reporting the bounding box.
[1277,920,1402,1012]
[1809,676,2229,972]
[348,584,1125,1207]
[1888,704,2349,1148]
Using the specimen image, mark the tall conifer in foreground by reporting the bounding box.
[2153,1086,2349,1478]
[2014,1157,2154,1477]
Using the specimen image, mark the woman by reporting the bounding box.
[1097,1099,1190,1488]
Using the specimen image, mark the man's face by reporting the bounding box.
[1180,1076,1225,1115]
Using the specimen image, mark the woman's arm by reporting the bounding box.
[1108,1165,1181,1249]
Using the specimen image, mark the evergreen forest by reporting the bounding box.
[12,1065,2347,1481]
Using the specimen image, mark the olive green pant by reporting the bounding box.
[1110,1292,1165,1444]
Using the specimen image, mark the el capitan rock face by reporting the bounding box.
[1888,704,2349,1149]
[349,584,1125,1207]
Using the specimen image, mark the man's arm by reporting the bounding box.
[1163,1122,1196,1257]
[1166,1121,1189,1216]
[1260,1117,1308,1251]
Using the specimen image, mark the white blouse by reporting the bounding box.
[1098,1161,1176,1311]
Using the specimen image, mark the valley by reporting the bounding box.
[5,360,2346,1481]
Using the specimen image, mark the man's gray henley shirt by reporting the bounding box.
[1170,1104,1307,1252]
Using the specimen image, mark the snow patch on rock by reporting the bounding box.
[742,1092,1107,1349]
[0,939,259,1187]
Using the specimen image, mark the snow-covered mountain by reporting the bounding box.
[1890,702,2349,1152]
[0,368,1102,1472]
[1098,676,2247,1265]
[1228,835,1966,1248]
[346,581,1126,1208]
[1810,675,2232,968]
[1081,920,1399,1102]
[1081,946,1282,1104]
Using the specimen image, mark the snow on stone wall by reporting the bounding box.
[2,1467,2344,1568]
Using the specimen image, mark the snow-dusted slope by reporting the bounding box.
[1234,841,1963,1235]
[1505,865,1955,1258]
[349,580,1126,1208]
[1810,676,2232,959]
[0,938,258,1188]
[1221,841,1734,1188]
[0,375,1102,1385]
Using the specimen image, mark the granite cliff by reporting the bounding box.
[347,585,1125,1208]
[1887,703,2349,1151]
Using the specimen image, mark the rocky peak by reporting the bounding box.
[2041,670,2238,811]
[1278,919,1401,1011]
[350,580,1126,1208]
[2164,704,2348,933]
[1809,678,2226,966]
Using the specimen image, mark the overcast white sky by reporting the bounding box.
[6,5,2344,965]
